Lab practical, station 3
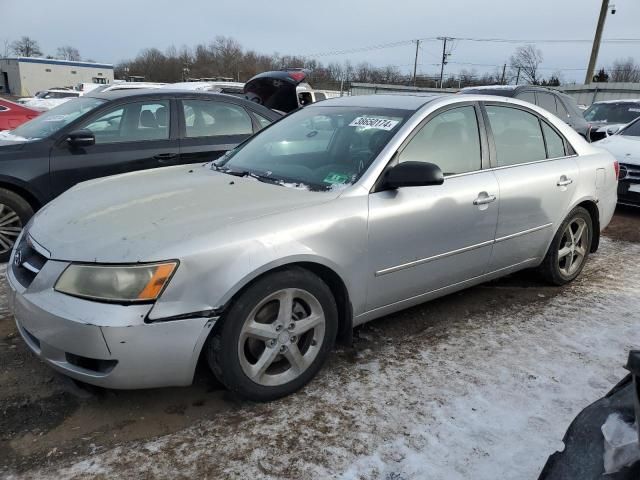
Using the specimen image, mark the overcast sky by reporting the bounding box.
[2,0,639,83]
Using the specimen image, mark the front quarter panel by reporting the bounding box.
[148,194,369,321]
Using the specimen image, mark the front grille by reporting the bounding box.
[12,235,48,288]
[620,163,640,183]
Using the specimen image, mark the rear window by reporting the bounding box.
[0,105,8,112]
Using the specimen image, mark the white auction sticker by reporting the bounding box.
[349,116,399,131]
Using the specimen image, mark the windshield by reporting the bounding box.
[8,97,106,141]
[215,106,411,191]
[620,117,640,137]
[583,102,640,124]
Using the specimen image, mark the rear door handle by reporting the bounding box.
[154,153,178,163]
[473,194,497,206]
[557,176,573,187]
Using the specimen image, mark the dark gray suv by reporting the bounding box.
[460,85,589,139]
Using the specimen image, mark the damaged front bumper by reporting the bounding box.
[7,254,217,389]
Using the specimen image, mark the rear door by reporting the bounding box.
[177,99,255,164]
[50,98,178,197]
[482,103,578,271]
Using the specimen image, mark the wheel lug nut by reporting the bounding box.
[268,339,277,348]
[279,345,287,353]
[275,324,283,332]
[288,322,295,330]
[290,336,297,343]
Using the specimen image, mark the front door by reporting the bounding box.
[367,104,499,311]
[178,99,255,164]
[482,104,579,271]
[50,99,178,197]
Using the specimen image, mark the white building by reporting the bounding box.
[0,57,114,96]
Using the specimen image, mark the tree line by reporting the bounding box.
[4,36,640,88]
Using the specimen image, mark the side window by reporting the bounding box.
[182,100,253,138]
[541,122,566,158]
[485,106,546,167]
[314,92,327,101]
[252,112,272,130]
[555,99,569,118]
[516,91,536,105]
[81,101,170,144]
[537,92,558,114]
[398,105,482,176]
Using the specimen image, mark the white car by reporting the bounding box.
[595,117,640,206]
[19,89,81,111]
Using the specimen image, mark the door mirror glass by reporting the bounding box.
[606,125,622,136]
[384,161,444,189]
[66,129,95,147]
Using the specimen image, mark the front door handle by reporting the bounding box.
[154,153,178,163]
[557,176,573,187]
[473,193,497,206]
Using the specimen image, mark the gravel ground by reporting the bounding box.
[1,208,639,479]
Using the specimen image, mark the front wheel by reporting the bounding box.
[207,267,338,401]
[0,188,34,263]
[538,207,593,285]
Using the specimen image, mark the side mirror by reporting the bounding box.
[66,129,95,147]
[384,161,444,189]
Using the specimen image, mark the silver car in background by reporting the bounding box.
[8,93,618,401]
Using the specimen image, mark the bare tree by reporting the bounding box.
[56,45,81,61]
[10,36,42,57]
[509,45,544,84]
[609,58,640,83]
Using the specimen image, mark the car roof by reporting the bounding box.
[312,93,446,111]
[592,98,640,104]
[87,89,245,102]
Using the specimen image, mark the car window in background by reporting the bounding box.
[217,106,410,190]
[620,118,640,137]
[583,103,640,123]
[537,92,558,115]
[399,106,481,176]
[0,106,7,112]
[516,91,536,104]
[8,97,106,141]
[486,106,546,166]
[555,99,569,118]
[183,100,253,137]
[541,122,566,158]
[80,101,170,144]
[252,112,272,129]
[315,92,327,101]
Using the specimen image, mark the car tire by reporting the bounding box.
[207,267,338,402]
[0,188,34,263]
[538,207,593,286]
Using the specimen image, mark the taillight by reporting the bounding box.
[288,71,306,82]
[614,160,620,179]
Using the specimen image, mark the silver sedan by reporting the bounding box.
[8,93,618,400]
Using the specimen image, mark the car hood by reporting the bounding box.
[0,131,32,147]
[29,164,341,262]
[595,135,640,166]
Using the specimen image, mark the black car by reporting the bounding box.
[459,85,589,139]
[0,89,281,261]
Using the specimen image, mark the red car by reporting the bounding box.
[0,99,40,131]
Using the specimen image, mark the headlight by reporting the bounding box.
[55,262,178,303]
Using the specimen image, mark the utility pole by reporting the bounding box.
[585,0,611,84]
[501,63,507,85]
[438,37,452,89]
[412,39,420,86]
[515,67,521,85]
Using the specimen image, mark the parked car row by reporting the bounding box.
[4,73,618,400]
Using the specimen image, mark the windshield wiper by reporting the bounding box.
[213,165,283,186]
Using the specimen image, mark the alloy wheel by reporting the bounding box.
[238,288,326,386]
[0,203,23,255]
[558,217,588,277]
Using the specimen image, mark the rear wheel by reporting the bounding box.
[538,207,593,285]
[0,188,33,262]
[207,267,338,401]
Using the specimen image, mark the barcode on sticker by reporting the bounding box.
[349,117,399,131]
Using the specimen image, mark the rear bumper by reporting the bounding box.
[618,181,640,207]
[7,259,217,389]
